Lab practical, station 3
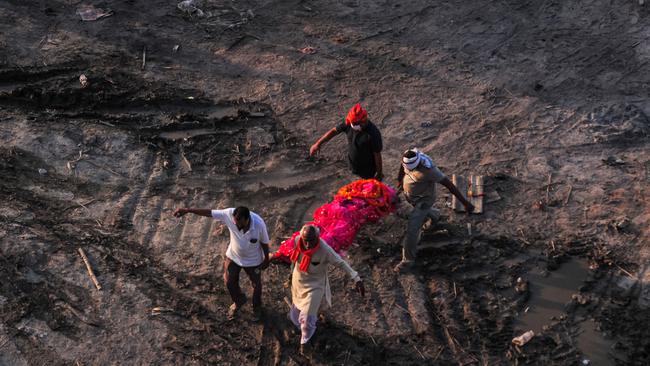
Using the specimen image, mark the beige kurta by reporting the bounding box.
[290,238,360,316]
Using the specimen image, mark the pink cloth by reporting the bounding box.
[274,179,396,259]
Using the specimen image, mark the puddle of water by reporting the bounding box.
[516,260,589,334]
[159,128,217,140]
[577,319,614,366]
[516,259,613,365]
[515,259,589,334]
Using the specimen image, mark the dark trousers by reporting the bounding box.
[223,258,262,308]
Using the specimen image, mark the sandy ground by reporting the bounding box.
[1,0,650,365]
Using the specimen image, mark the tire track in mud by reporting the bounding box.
[429,277,480,365]
[105,153,158,230]
[398,274,433,334]
[371,266,415,336]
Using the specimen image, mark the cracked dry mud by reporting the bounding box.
[1,0,650,365]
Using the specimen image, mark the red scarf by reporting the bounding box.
[290,237,320,272]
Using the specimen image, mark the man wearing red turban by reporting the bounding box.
[309,103,384,180]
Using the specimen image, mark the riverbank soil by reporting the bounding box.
[1,0,649,365]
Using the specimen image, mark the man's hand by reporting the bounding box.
[464,202,475,214]
[259,255,270,270]
[355,280,365,298]
[309,143,320,157]
[173,208,188,217]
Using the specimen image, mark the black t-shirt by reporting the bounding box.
[335,121,383,178]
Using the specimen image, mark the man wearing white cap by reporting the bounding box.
[288,224,365,356]
[394,148,474,273]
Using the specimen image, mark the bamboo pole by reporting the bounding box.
[78,248,101,290]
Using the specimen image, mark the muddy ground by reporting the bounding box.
[1,0,650,365]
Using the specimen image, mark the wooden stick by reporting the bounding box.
[414,345,426,360]
[617,265,635,278]
[180,150,192,172]
[78,248,102,290]
[545,173,552,201]
[564,185,573,206]
[394,303,409,313]
[433,346,444,361]
[141,46,146,70]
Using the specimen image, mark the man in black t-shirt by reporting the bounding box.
[309,103,384,180]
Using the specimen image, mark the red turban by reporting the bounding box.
[345,103,368,125]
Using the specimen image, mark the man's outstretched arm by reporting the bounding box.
[309,128,339,156]
[173,208,212,217]
[439,177,475,213]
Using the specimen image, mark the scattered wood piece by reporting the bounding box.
[617,265,635,278]
[433,346,444,361]
[180,150,192,172]
[545,173,552,202]
[151,307,175,315]
[343,349,351,366]
[469,175,484,213]
[414,345,426,360]
[453,174,484,213]
[518,228,530,245]
[78,248,102,290]
[393,302,409,314]
[0,336,10,350]
[59,301,100,326]
[387,299,395,313]
[141,46,146,70]
[404,282,414,299]
[452,174,468,212]
[505,126,512,136]
[564,184,573,206]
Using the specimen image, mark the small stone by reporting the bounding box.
[79,74,89,88]
[38,168,47,175]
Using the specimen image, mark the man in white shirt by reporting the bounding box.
[173,206,270,321]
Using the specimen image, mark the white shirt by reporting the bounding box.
[211,208,270,267]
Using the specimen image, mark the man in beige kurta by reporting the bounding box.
[289,225,365,352]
